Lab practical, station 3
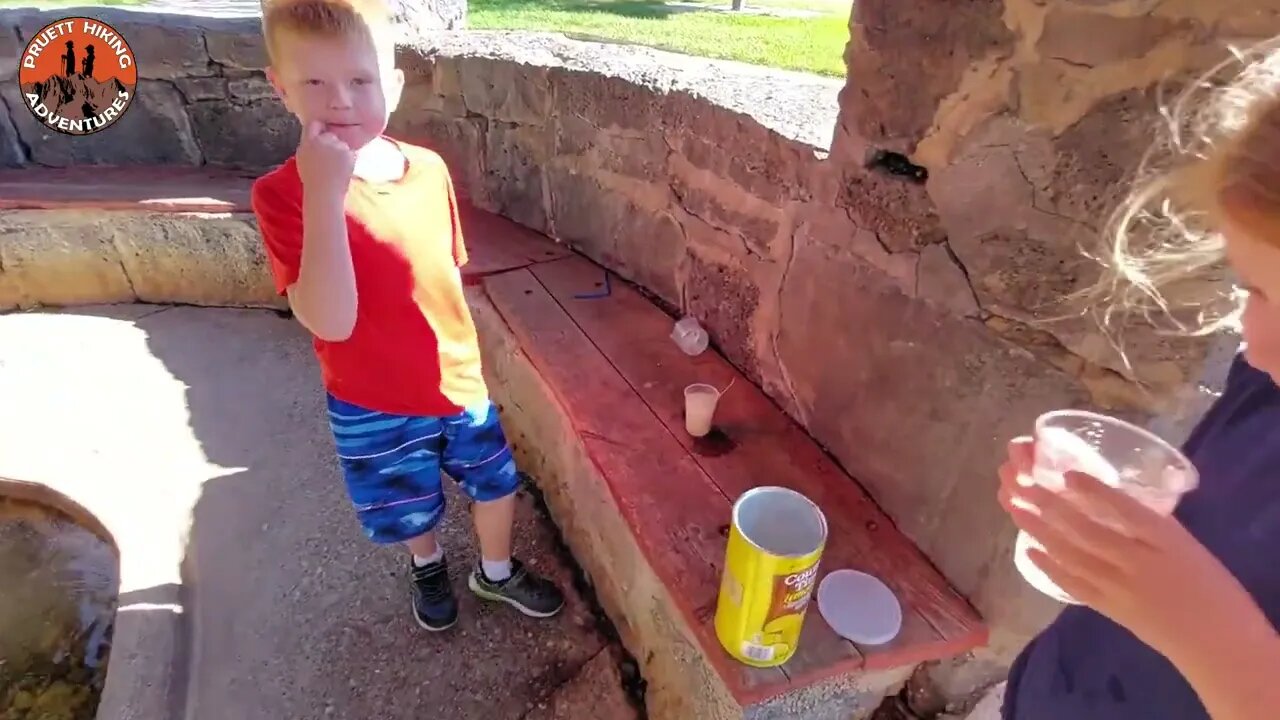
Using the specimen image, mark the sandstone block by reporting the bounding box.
[671,176,780,259]
[549,66,660,135]
[227,76,276,103]
[0,211,135,309]
[0,105,24,168]
[386,109,486,200]
[684,252,761,381]
[189,97,298,169]
[838,168,944,252]
[918,242,981,317]
[548,167,685,307]
[457,56,550,125]
[484,121,553,233]
[1047,88,1159,228]
[668,131,808,206]
[175,77,228,102]
[552,112,597,158]
[844,0,1013,146]
[396,77,455,116]
[0,24,19,81]
[1037,6,1190,66]
[598,129,670,184]
[391,0,468,32]
[111,214,280,308]
[3,80,202,166]
[206,27,269,71]
[109,19,210,79]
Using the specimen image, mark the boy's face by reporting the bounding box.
[266,30,404,151]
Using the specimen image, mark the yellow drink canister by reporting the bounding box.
[714,486,828,667]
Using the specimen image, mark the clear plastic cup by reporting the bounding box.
[671,317,709,356]
[684,383,722,437]
[1014,410,1199,604]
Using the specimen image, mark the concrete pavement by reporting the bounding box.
[0,304,639,720]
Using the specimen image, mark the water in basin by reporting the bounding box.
[0,497,118,720]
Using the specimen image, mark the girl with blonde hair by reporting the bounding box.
[998,42,1280,720]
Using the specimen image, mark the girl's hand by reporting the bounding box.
[997,438,1242,657]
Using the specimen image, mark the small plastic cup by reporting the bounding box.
[1014,410,1199,603]
[684,383,722,437]
[671,317,709,356]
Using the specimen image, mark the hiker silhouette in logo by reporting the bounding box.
[62,41,76,77]
[82,44,95,79]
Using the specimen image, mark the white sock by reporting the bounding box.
[482,558,512,582]
[412,547,444,567]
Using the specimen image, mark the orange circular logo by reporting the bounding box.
[17,17,137,136]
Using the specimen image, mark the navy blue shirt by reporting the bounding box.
[1004,355,1280,719]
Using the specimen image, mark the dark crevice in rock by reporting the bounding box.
[198,31,217,78]
[670,181,767,263]
[942,238,982,311]
[870,228,894,255]
[866,148,929,184]
[1009,149,1095,231]
[109,239,139,300]
[131,305,177,323]
[1048,56,1096,70]
[156,77,210,165]
[516,478,648,718]
[770,224,804,423]
[514,645,610,720]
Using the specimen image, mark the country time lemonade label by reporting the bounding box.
[18,17,137,136]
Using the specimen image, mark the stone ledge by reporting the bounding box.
[0,167,255,213]
[0,167,572,312]
[0,208,283,312]
[402,30,842,152]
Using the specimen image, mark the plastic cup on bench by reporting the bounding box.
[684,383,722,438]
[1014,410,1199,604]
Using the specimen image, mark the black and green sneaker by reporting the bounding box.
[410,556,459,632]
[468,559,565,618]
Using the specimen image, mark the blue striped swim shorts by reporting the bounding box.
[326,394,521,544]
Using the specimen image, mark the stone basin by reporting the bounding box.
[0,481,118,720]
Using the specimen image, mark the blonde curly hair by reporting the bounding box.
[1085,38,1280,339]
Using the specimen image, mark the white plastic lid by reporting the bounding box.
[816,569,903,646]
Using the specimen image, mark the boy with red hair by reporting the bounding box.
[251,0,565,631]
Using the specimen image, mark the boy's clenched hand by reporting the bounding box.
[296,120,355,199]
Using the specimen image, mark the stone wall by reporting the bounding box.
[4,4,1277,706]
[385,7,1277,699]
[0,3,465,170]
[0,11,295,170]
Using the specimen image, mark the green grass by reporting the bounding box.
[469,0,849,77]
[0,0,145,6]
[0,0,849,77]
